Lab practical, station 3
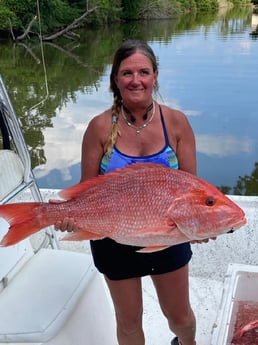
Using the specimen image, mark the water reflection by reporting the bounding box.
[0,6,257,194]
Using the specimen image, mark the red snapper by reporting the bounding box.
[0,163,246,251]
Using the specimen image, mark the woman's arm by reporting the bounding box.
[175,111,196,175]
[164,106,197,175]
[80,114,108,181]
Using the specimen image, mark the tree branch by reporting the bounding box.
[16,16,37,41]
[42,7,97,41]
[10,7,97,42]
[16,42,41,64]
[8,18,16,41]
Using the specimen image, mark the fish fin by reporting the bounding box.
[134,224,178,237]
[61,230,105,241]
[137,245,170,253]
[59,167,131,200]
[118,225,190,248]
[0,202,47,246]
[58,162,167,200]
[58,169,124,200]
[58,180,98,200]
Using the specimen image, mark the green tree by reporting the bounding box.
[0,0,84,33]
[176,0,197,12]
[195,0,218,11]
[0,0,228,34]
[85,0,122,25]
[233,163,258,196]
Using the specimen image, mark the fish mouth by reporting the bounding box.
[227,216,247,234]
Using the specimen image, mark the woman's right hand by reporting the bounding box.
[54,217,78,232]
[49,199,78,232]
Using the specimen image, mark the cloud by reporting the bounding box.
[184,110,202,116]
[196,134,253,157]
[34,86,112,180]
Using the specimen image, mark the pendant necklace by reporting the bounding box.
[121,101,156,134]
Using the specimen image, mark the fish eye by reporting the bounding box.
[206,196,215,206]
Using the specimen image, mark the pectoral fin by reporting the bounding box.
[117,224,190,249]
[137,245,171,253]
[61,230,104,241]
[134,224,178,237]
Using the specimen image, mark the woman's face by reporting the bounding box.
[114,52,158,107]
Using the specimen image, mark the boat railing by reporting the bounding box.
[0,75,59,250]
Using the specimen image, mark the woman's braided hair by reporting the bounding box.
[106,39,159,156]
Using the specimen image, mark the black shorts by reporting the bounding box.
[90,238,192,280]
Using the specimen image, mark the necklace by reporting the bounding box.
[123,103,153,122]
[121,101,156,134]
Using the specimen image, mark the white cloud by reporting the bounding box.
[184,110,202,116]
[196,134,253,157]
[34,84,112,179]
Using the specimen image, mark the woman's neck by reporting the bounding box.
[122,102,154,122]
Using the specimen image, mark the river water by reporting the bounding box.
[0,6,257,194]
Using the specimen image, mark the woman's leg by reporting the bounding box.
[104,276,145,345]
[151,264,196,345]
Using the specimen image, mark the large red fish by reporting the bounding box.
[0,163,246,251]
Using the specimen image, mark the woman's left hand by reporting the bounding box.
[191,237,217,244]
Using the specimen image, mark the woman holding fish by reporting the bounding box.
[56,39,197,345]
[0,38,247,344]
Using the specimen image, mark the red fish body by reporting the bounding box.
[232,319,258,341]
[0,163,246,251]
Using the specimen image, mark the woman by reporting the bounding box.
[57,39,197,345]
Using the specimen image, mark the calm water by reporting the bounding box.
[0,7,258,194]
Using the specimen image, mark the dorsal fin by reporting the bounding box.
[58,162,168,200]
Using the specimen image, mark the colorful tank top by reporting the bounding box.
[100,106,178,174]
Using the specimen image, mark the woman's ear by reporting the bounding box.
[154,70,158,86]
[114,75,118,87]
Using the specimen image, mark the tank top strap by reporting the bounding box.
[159,105,170,147]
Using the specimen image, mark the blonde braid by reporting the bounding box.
[106,96,121,157]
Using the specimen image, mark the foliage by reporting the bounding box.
[0,0,34,31]
[195,0,218,11]
[175,0,197,12]
[0,0,227,35]
[233,163,258,196]
[85,0,122,25]
[36,0,82,32]
[121,1,141,19]
[0,6,18,31]
[137,0,181,19]
[121,0,198,19]
[0,0,83,34]
[230,0,251,5]
[1,0,37,28]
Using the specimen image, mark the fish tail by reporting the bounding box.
[0,202,47,246]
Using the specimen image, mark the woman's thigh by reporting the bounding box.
[105,276,144,326]
[151,264,191,319]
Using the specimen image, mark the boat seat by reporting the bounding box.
[0,75,59,249]
[0,248,96,343]
[0,150,24,201]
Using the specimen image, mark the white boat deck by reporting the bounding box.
[36,190,258,345]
